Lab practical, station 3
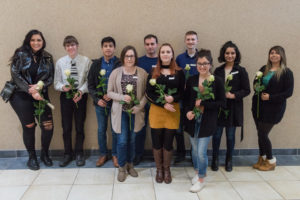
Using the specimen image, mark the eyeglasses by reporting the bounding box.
[197,62,210,67]
[125,55,135,59]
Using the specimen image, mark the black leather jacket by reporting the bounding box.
[11,50,54,93]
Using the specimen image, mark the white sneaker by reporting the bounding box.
[189,181,206,193]
[192,174,198,185]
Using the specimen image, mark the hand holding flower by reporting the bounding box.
[164,95,174,103]
[62,85,71,92]
[225,92,235,99]
[103,94,111,102]
[261,92,269,101]
[186,111,195,120]
[73,90,82,103]
[195,99,202,107]
[123,95,132,103]
[98,99,107,107]
[32,92,43,101]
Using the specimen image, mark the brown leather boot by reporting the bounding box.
[96,156,108,167]
[163,148,172,184]
[253,156,264,169]
[112,156,119,168]
[258,157,276,171]
[153,148,164,183]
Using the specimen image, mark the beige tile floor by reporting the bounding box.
[0,166,300,200]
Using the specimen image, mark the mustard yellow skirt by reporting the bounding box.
[149,103,180,129]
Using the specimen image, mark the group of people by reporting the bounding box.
[7,29,294,193]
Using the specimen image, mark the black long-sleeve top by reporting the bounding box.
[214,64,250,127]
[87,57,121,105]
[146,69,185,107]
[251,65,294,124]
[184,75,225,138]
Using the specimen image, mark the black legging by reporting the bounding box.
[9,91,53,154]
[255,120,274,160]
[151,128,176,151]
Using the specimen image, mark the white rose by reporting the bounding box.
[100,69,106,76]
[126,84,133,93]
[64,69,71,77]
[227,74,233,81]
[36,80,44,90]
[149,79,156,86]
[209,75,215,82]
[184,64,191,71]
[256,71,263,79]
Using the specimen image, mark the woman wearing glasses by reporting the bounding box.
[184,49,225,192]
[108,45,148,182]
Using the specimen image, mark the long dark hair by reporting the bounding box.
[10,29,46,65]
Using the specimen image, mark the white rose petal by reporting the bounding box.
[227,74,233,81]
[36,80,44,90]
[126,84,133,93]
[184,64,191,71]
[256,71,263,79]
[149,79,156,86]
[64,69,71,77]
[209,75,215,82]
[100,69,106,76]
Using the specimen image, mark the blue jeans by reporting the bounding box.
[135,103,149,158]
[212,126,236,157]
[117,111,136,167]
[95,105,117,157]
[189,115,211,178]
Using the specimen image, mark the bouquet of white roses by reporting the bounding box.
[149,78,177,105]
[193,75,215,119]
[33,81,55,124]
[254,71,265,118]
[64,69,80,108]
[120,84,140,131]
[96,69,108,115]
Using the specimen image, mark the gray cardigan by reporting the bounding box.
[107,66,148,133]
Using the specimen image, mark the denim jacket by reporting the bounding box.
[10,50,54,93]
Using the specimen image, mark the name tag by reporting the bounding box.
[190,64,196,67]
[152,65,156,68]
[231,71,239,75]
[169,76,175,80]
[133,76,138,79]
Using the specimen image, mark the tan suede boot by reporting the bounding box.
[118,166,127,182]
[126,163,138,177]
[163,149,172,184]
[258,157,276,171]
[153,148,164,183]
[253,156,265,169]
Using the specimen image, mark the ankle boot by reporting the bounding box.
[41,150,53,167]
[118,166,127,182]
[258,157,276,171]
[153,148,164,183]
[163,149,172,184]
[211,155,219,171]
[126,163,138,177]
[253,156,265,169]
[225,155,233,172]
[27,151,40,170]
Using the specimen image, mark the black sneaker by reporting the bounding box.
[59,154,73,167]
[76,153,85,167]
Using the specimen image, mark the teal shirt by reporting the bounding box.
[262,71,275,87]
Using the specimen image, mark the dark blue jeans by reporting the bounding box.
[212,126,236,157]
[95,105,117,157]
[117,111,136,167]
[135,103,149,158]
